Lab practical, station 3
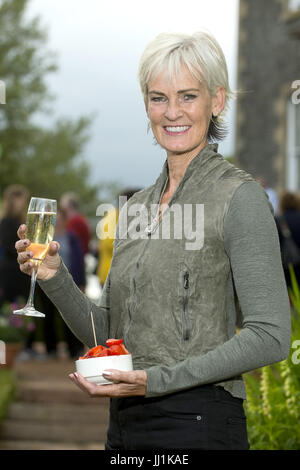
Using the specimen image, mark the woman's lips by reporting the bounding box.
[163,125,191,136]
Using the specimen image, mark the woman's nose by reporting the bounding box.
[164,98,183,120]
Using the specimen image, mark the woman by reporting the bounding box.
[16,31,291,450]
[0,184,30,305]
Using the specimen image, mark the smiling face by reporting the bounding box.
[145,65,224,159]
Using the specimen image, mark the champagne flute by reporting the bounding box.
[13,197,57,317]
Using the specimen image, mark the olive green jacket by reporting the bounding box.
[39,144,291,399]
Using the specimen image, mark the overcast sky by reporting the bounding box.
[27,0,239,191]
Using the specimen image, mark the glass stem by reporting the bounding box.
[26,263,38,309]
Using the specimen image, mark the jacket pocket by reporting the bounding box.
[182,270,191,340]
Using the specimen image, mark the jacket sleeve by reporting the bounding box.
[38,260,110,348]
[37,207,123,349]
[145,181,292,397]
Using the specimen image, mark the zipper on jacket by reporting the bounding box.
[145,176,169,236]
[182,271,190,340]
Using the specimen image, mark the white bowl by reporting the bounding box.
[75,354,133,385]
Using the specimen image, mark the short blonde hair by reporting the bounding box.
[138,31,234,141]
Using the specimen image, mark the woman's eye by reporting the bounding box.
[184,94,197,101]
[151,96,166,103]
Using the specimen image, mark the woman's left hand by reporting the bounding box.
[68,369,147,397]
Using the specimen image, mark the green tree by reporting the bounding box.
[0,0,103,215]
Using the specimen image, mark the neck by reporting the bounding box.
[166,141,208,192]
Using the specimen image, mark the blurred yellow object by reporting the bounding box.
[97,207,118,286]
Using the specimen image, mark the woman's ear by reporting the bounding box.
[212,87,226,117]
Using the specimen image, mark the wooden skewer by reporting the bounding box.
[90,310,97,347]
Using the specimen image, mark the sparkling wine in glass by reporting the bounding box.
[13,197,57,317]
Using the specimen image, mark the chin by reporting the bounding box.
[169,148,190,155]
[165,144,198,155]
[161,141,191,153]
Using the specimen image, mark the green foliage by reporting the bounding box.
[0,0,108,217]
[0,300,35,343]
[244,264,300,450]
[0,325,23,343]
[288,262,300,314]
[0,368,16,421]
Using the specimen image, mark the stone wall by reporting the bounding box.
[236,0,300,191]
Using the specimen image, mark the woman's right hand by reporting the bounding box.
[15,224,61,281]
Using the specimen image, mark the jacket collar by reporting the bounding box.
[152,143,220,205]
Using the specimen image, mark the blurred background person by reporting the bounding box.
[275,190,300,290]
[97,188,142,287]
[60,192,91,258]
[55,207,86,290]
[0,185,38,362]
[256,175,279,216]
[0,184,30,305]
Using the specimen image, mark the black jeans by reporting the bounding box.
[105,384,250,450]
